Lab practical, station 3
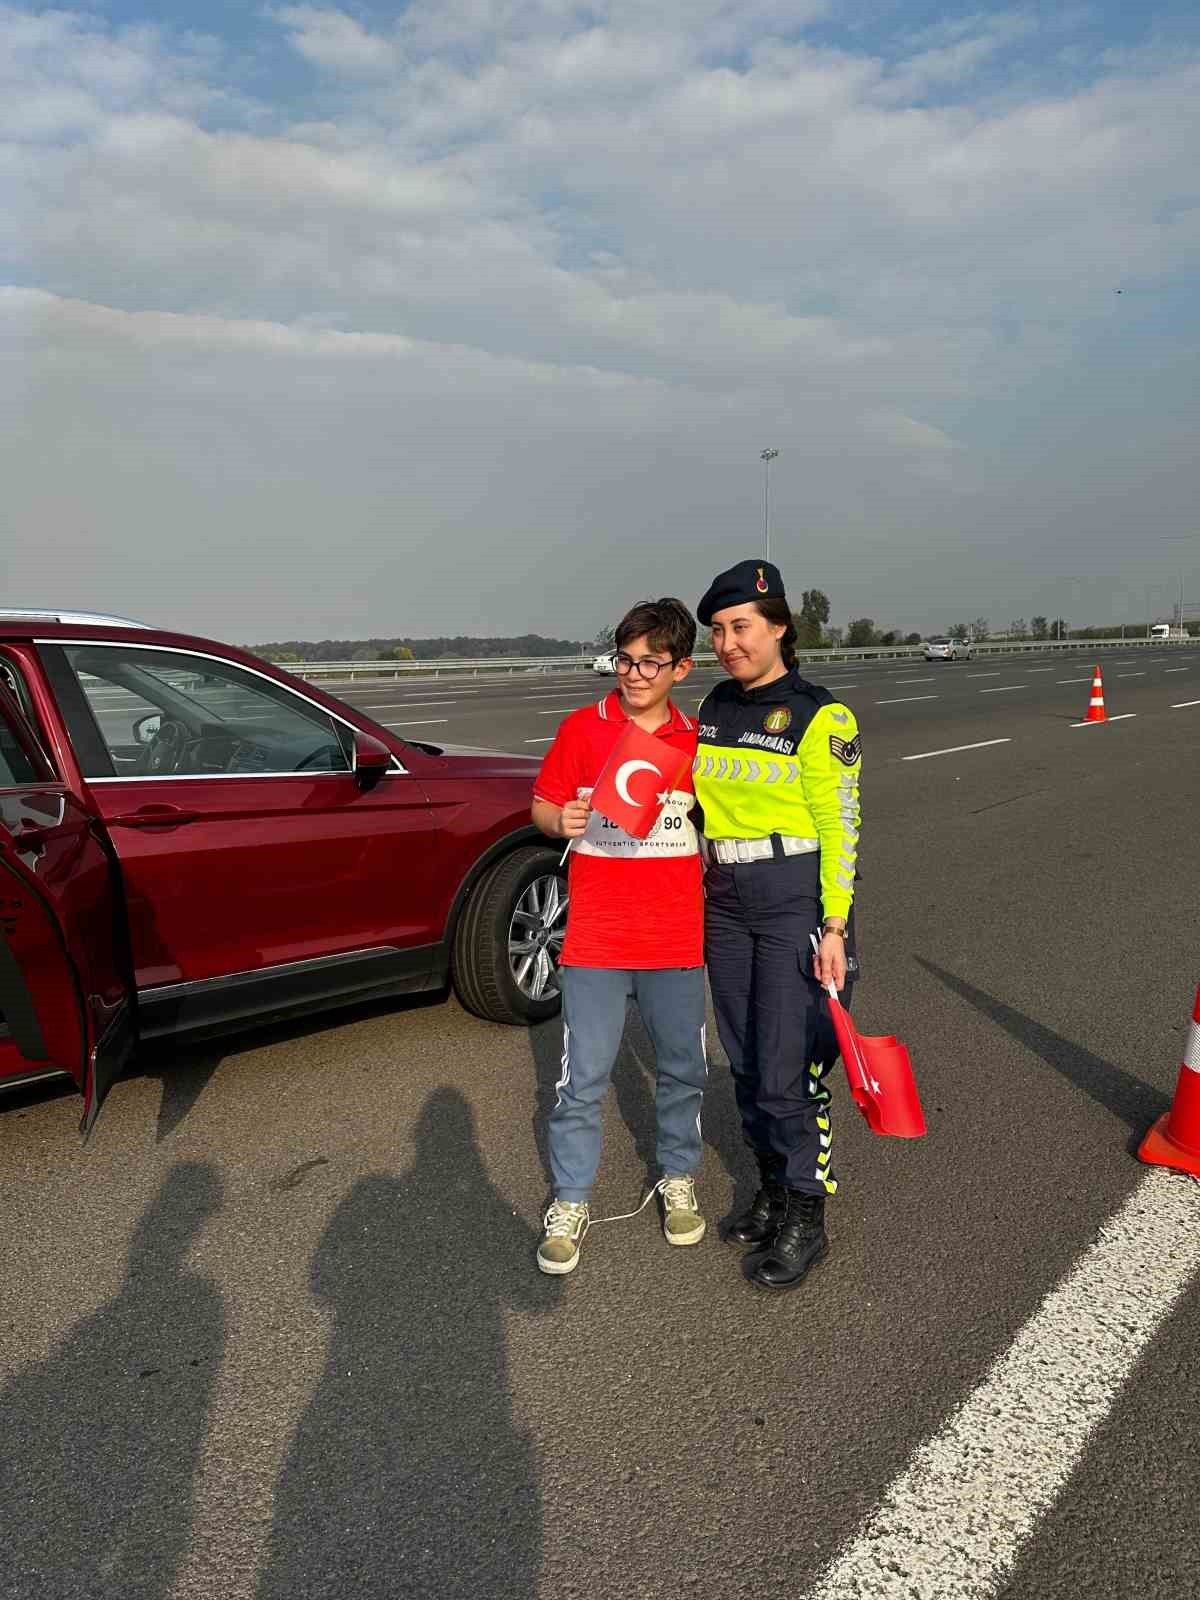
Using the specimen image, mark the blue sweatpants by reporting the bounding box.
[549,966,708,1204]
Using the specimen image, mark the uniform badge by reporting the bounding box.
[755,566,769,594]
[763,707,791,732]
[829,733,861,766]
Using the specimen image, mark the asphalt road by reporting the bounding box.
[2,643,1199,1600]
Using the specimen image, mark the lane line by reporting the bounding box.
[1171,700,1200,709]
[967,672,1002,678]
[1117,672,1146,678]
[381,719,449,728]
[520,691,600,700]
[1057,678,1091,684]
[979,686,1024,693]
[1070,714,1137,726]
[524,736,555,743]
[876,696,938,705]
[538,707,586,714]
[360,700,457,709]
[894,677,935,684]
[902,739,1012,762]
[801,1170,1200,1600]
[1026,668,1054,673]
[1165,669,1188,674]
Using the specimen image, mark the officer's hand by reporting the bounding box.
[814,932,848,992]
[559,798,592,838]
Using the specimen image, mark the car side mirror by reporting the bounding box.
[352,730,393,791]
[133,713,162,745]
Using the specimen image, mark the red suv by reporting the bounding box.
[0,611,566,1133]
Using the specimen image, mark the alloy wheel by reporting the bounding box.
[508,873,568,1002]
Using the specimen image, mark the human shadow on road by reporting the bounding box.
[257,1087,560,1600]
[0,1161,225,1600]
[918,959,1170,1142]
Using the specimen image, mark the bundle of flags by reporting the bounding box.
[811,936,926,1138]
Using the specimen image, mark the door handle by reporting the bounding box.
[107,805,200,828]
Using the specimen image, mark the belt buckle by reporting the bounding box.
[735,839,753,865]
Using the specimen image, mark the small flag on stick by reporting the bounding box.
[589,720,691,839]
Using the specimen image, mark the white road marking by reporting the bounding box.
[1057,678,1091,684]
[1165,668,1188,673]
[876,696,938,705]
[979,686,1023,693]
[1171,699,1200,709]
[360,700,456,709]
[1117,672,1146,678]
[1070,714,1137,726]
[802,1170,1200,1600]
[902,739,1012,762]
[520,691,600,700]
[1026,668,1054,673]
[967,672,1002,678]
[538,706,585,714]
[894,677,935,684]
[524,736,556,743]
[381,719,449,727]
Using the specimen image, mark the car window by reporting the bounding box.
[56,644,353,780]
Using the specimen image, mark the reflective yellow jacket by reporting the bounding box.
[694,669,861,919]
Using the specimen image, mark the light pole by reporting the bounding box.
[760,448,779,562]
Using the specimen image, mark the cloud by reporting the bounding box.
[2,3,1198,636]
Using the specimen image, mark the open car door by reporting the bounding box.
[0,682,135,1137]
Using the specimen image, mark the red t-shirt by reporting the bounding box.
[534,692,703,969]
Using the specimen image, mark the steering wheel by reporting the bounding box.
[139,718,191,775]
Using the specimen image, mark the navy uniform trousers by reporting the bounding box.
[704,849,854,1196]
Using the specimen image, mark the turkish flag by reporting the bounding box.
[589,720,691,839]
[825,990,926,1139]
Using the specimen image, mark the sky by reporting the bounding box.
[2,2,1198,643]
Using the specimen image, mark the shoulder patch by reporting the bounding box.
[829,733,861,766]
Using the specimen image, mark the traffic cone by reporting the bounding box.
[1084,665,1107,723]
[1138,986,1200,1178]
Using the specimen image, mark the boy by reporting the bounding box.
[531,597,707,1275]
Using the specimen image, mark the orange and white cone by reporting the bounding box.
[1138,986,1200,1179]
[1084,664,1107,723]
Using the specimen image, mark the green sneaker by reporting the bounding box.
[537,1199,590,1275]
[661,1175,706,1246]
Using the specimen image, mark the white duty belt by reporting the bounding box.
[709,835,819,865]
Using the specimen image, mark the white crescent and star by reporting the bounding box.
[614,758,662,805]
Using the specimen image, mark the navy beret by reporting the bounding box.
[697,559,787,626]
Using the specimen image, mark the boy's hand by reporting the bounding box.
[559,798,592,838]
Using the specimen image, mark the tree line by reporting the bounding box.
[254,634,588,663]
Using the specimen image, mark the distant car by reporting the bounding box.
[592,651,618,674]
[923,636,974,662]
[0,609,567,1133]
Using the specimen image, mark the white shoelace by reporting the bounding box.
[542,1199,589,1237]
[591,1175,697,1227]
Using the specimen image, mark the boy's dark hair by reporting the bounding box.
[753,597,798,670]
[614,597,697,660]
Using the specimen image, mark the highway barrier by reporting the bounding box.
[272,635,1193,683]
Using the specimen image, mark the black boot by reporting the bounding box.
[748,1191,829,1290]
[724,1154,786,1246]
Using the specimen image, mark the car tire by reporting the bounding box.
[452,846,568,1025]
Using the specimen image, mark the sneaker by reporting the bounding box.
[660,1174,706,1246]
[537,1199,590,1275]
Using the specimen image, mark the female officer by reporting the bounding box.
[693,559,861,1292]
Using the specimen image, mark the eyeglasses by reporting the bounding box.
[614,652,677,681]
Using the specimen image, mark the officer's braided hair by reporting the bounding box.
[753,596,798,670]
[615,597,697,661]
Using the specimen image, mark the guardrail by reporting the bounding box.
[272,636,1192,681]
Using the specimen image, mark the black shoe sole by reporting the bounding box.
[745,1240,830,1292]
